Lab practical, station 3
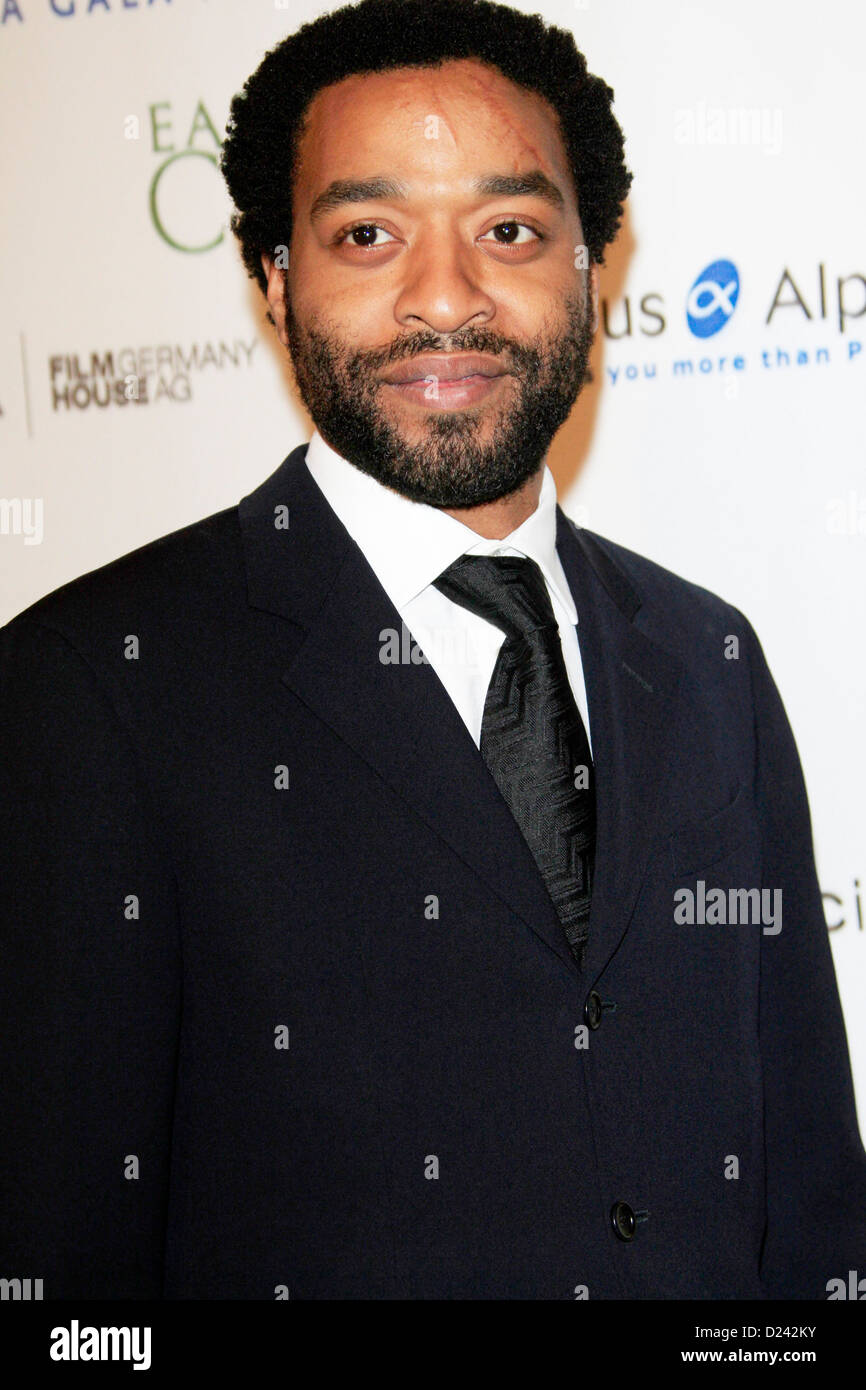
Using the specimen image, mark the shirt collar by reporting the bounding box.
[304,429,578,624]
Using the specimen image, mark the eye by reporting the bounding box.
[480,221,543,246]
[337,223,397,248]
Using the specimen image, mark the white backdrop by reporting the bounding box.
[2,0,864,1115]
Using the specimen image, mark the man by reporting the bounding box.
[1,0,864,1300]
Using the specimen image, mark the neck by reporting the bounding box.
[441,465,545,539]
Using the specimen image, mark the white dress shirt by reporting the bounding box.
[304,430,592,755]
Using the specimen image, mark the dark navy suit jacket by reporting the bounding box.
[2,442,865,1299]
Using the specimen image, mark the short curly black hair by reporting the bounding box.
[220,0,632,297]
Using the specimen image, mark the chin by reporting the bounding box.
[390,404,500,435]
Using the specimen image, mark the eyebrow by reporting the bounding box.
[309,170,566,221]
[474,172,565,210]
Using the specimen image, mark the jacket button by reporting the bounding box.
[584,990,603,1030]
[611,1201,636,1241]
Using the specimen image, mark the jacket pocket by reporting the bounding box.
[668,782,758,877]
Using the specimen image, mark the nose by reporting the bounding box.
[393,231,495,336]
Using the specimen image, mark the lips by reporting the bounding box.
[380,354,510,386]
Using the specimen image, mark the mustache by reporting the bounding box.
[349,327,540,376]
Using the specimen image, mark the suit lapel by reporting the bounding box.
[239,445,583,979]
[555,513,684,982]
[239,445,685,985]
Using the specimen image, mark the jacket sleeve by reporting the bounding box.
[744,615,866,1297]
[0,616,181,1298]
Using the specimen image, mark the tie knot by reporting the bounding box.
[432,554,556,639]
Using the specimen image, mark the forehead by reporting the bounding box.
[293,58,574,206]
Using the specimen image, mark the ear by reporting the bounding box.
[588,262,600,338]
[261,250,289,344]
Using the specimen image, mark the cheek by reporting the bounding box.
[288,254,397,336]
[484,250,582,323]
[494,283,573,341]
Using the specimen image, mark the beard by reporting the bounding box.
[282,278,594,508]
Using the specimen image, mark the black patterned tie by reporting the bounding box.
[433,554,595,968]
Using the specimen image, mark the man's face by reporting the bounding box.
[263,57,598,508]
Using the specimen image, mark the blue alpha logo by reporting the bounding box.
[686,260,740,338]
